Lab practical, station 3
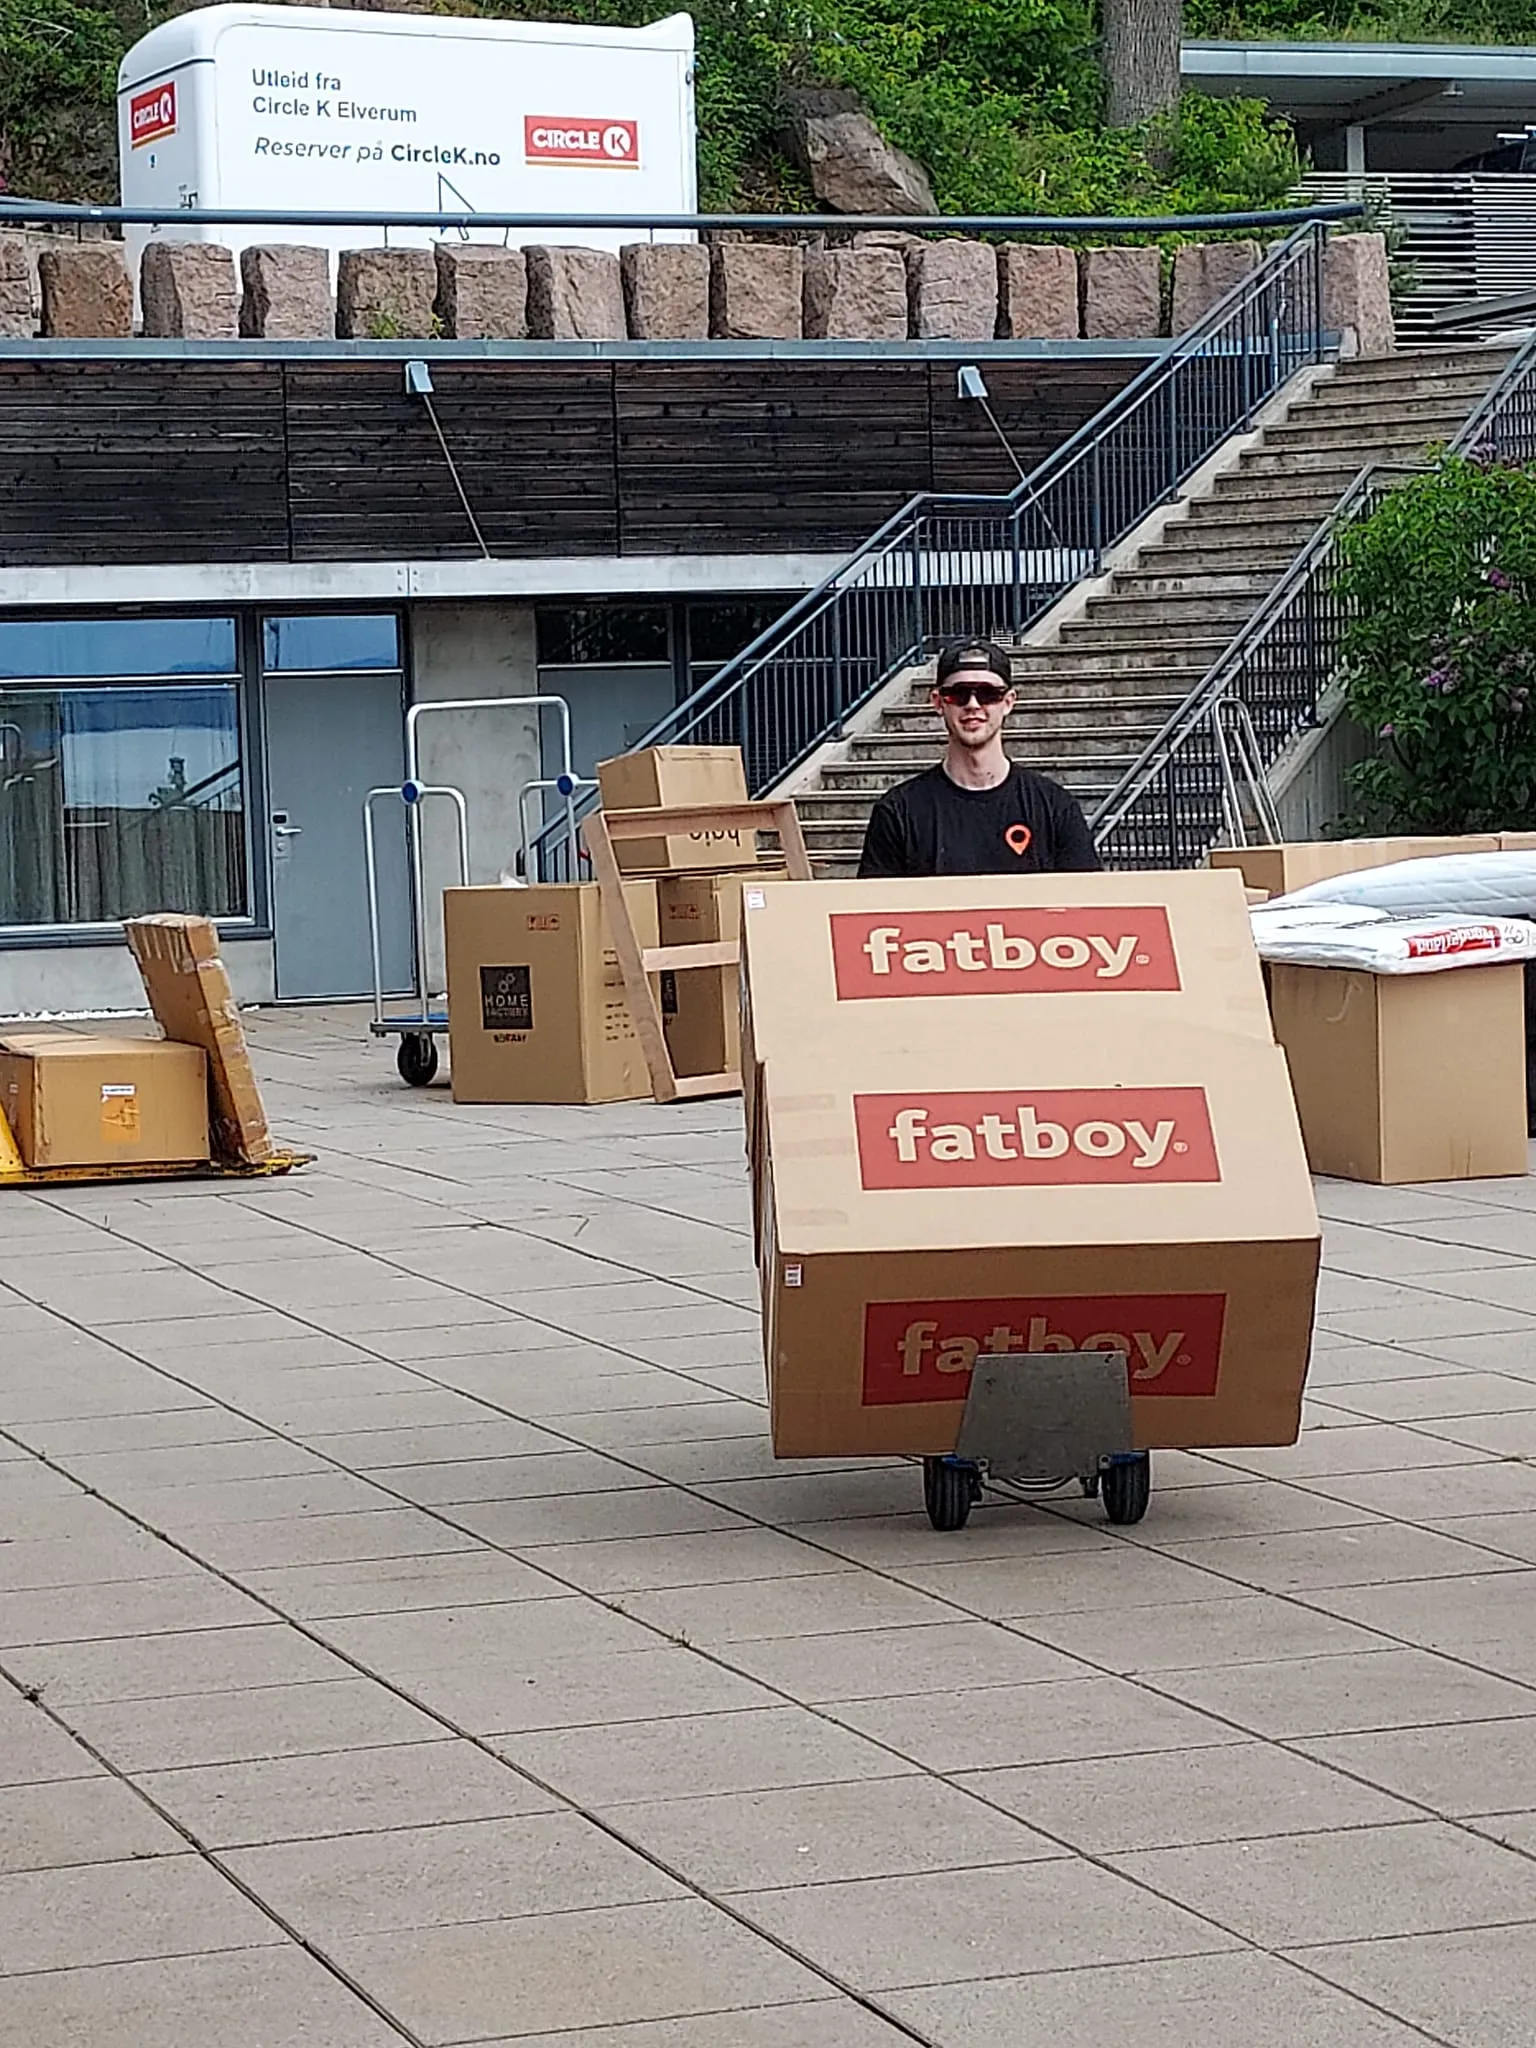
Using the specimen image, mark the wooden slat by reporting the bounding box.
[641,940,740,973]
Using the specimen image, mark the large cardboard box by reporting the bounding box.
[445,882,660,1105]
[596,745,754,873]
[122,913,273,1165]
[1209,835,1501,899]
[743,873,1320,1458]
[0,1032,209,1169]
[658,871,745,1080]
[1270,961,1528,1184]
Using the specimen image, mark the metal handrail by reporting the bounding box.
[531,214,1348,874]
[1092,329,1536,868]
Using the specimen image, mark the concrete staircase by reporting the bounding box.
[785,346,1509,874]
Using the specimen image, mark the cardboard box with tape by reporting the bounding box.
[742,872,1320,1459]
[444,882,661,1104]
[596,745,755,873]
[1209,835,1501,899]
[0,1033,209,1170]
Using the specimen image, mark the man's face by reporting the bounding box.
[933,669,1015,750]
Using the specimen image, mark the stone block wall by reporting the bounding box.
[0,230,1395,353]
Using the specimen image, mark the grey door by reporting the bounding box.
[264,671,413,1000]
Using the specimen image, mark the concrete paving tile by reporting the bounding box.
[1146,1646,1536,1739]
[377,1450,661,1507]
[1298,1924,1536,2048]
[1298,1459,1536,1520]
[1202,1424,1493,1479]
[0,1854,282,1974]
[0,1493,160,1547]
[225,1811,684,1940]
[1323,1222,1512,1278]
[60,1676,449,1771]
[1112,1821,1536,1947]
[0,1529,190,1594]
[735,1859,1239,1992]
[517,1529,835,1596]
[627,1438,895,1486]
[1410,1265,1536,1313]
[825,1675,1244,1774]
[1018,1593,1393,1676]
[325,1898,832,2043]
[115,1471,393,1531]
[0,1774,186,1873]
[1473,1810,1536,1852]
[613,1571,960,1648]
[1297,1720,1536,1818]
[558,1402,767,1451]
[171,1508,479,1572]
[478,1647,779,1735]
[883,1949,1437,2048]
[955,1742,1415,1853]
[722,1619,1090,1703]
[59,1436,336,1490]
[238,1389,493,1435]
[51,1270,264,1325]
[1294,1570,1536,1655]
[7,1623,352,1706]
[897,1545,1243,1619]
[1385,1327,1536,1376]
[12,1409,272,1457]
[318,1417,570,1467]
[313,1597,661,1687]
[475,2003,914,2047]
[447,1489,751,1549]
[139,1738,556,1848]
[1413,1408,1536,1454]
[501,1704,915,1806]
[609,1776,1061,1892]
[780,1510,1119,1572]
[1319,1299,1536,1345]
[245,1550,566,1619]
[1305,1340,1492,1385]
[1151,1522,1525,1593]
[0,1693,100,1786]
[1048,1480,1376,1543]
[1425,1510,1536,1566]
[1318,1374,1536,1424]
[0,1460,89,1504]
[0,1945,403,2048]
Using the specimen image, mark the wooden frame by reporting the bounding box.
[582,799,813,1103]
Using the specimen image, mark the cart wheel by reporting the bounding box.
[397,1034,439,1088]
[924,1457,980,1532]
[1100,1453,1151,1526]
[1079,1472,1100,1499]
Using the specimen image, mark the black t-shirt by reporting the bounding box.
[857,763,1103,879]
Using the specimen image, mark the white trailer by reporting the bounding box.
[117,2,696,283]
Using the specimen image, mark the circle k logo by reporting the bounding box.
[853,1086,1221,1189]
[828,907,1181,999]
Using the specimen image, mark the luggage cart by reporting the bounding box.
[362,694,582,1087]
[914,1345,1153,1532]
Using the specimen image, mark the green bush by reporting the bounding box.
[1338,451,1536,834]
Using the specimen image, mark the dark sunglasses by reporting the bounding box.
[937,681,1010,706]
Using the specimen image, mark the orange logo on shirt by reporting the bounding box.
[1004,824,1032,856]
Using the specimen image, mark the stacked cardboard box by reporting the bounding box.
[741,871,1321,1458]
[444,881,662,1105]
[596,745,755,874]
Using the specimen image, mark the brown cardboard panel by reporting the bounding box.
[123,914,273,1165]
[741,869,1274,1075]
[596,745,754,873]
[658,872,745,1079]
[0,1033,209,1170]
[1210,836,1502,899]
[445,883,659,1105]
[1272,962,1528,1185]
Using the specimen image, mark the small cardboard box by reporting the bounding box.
[445,882,660,1105]
[596,745,754,873]
[1269,961,1528,1184]
[0,1033,209,1170]
[1209,836,1501,899]
[658,871,745,1080]
[755,1027,1320,1458]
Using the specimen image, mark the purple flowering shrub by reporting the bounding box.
[1338,448,1536,833]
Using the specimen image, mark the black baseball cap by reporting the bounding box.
[935,638,1013,686]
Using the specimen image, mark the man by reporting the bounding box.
[858,637,1102,879]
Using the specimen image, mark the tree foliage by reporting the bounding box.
[1338,452,1536,834]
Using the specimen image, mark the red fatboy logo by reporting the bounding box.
[863,1293,1227,1404]
[524,117,639,167]
[130,81,177,149]
[854,1086,1220,1190]
[829,908,1180,1000]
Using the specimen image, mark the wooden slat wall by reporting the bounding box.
[0,356,1156,569]
[0,362,289,565]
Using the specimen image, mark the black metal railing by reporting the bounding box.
[533,213,1347,875]
[1093,329,1536,869]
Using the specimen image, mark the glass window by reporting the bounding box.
[537,605,670,667]
[0,616,237,681]
[0,682,246,927]
[686,600,793,667]
[263,614,401,672]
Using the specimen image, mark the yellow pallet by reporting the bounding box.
[0,1105,310,1188]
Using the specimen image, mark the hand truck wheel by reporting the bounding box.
[923,1456,981,1532]
[396,1033,439,1088]
[1099,1452,1151,1526]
